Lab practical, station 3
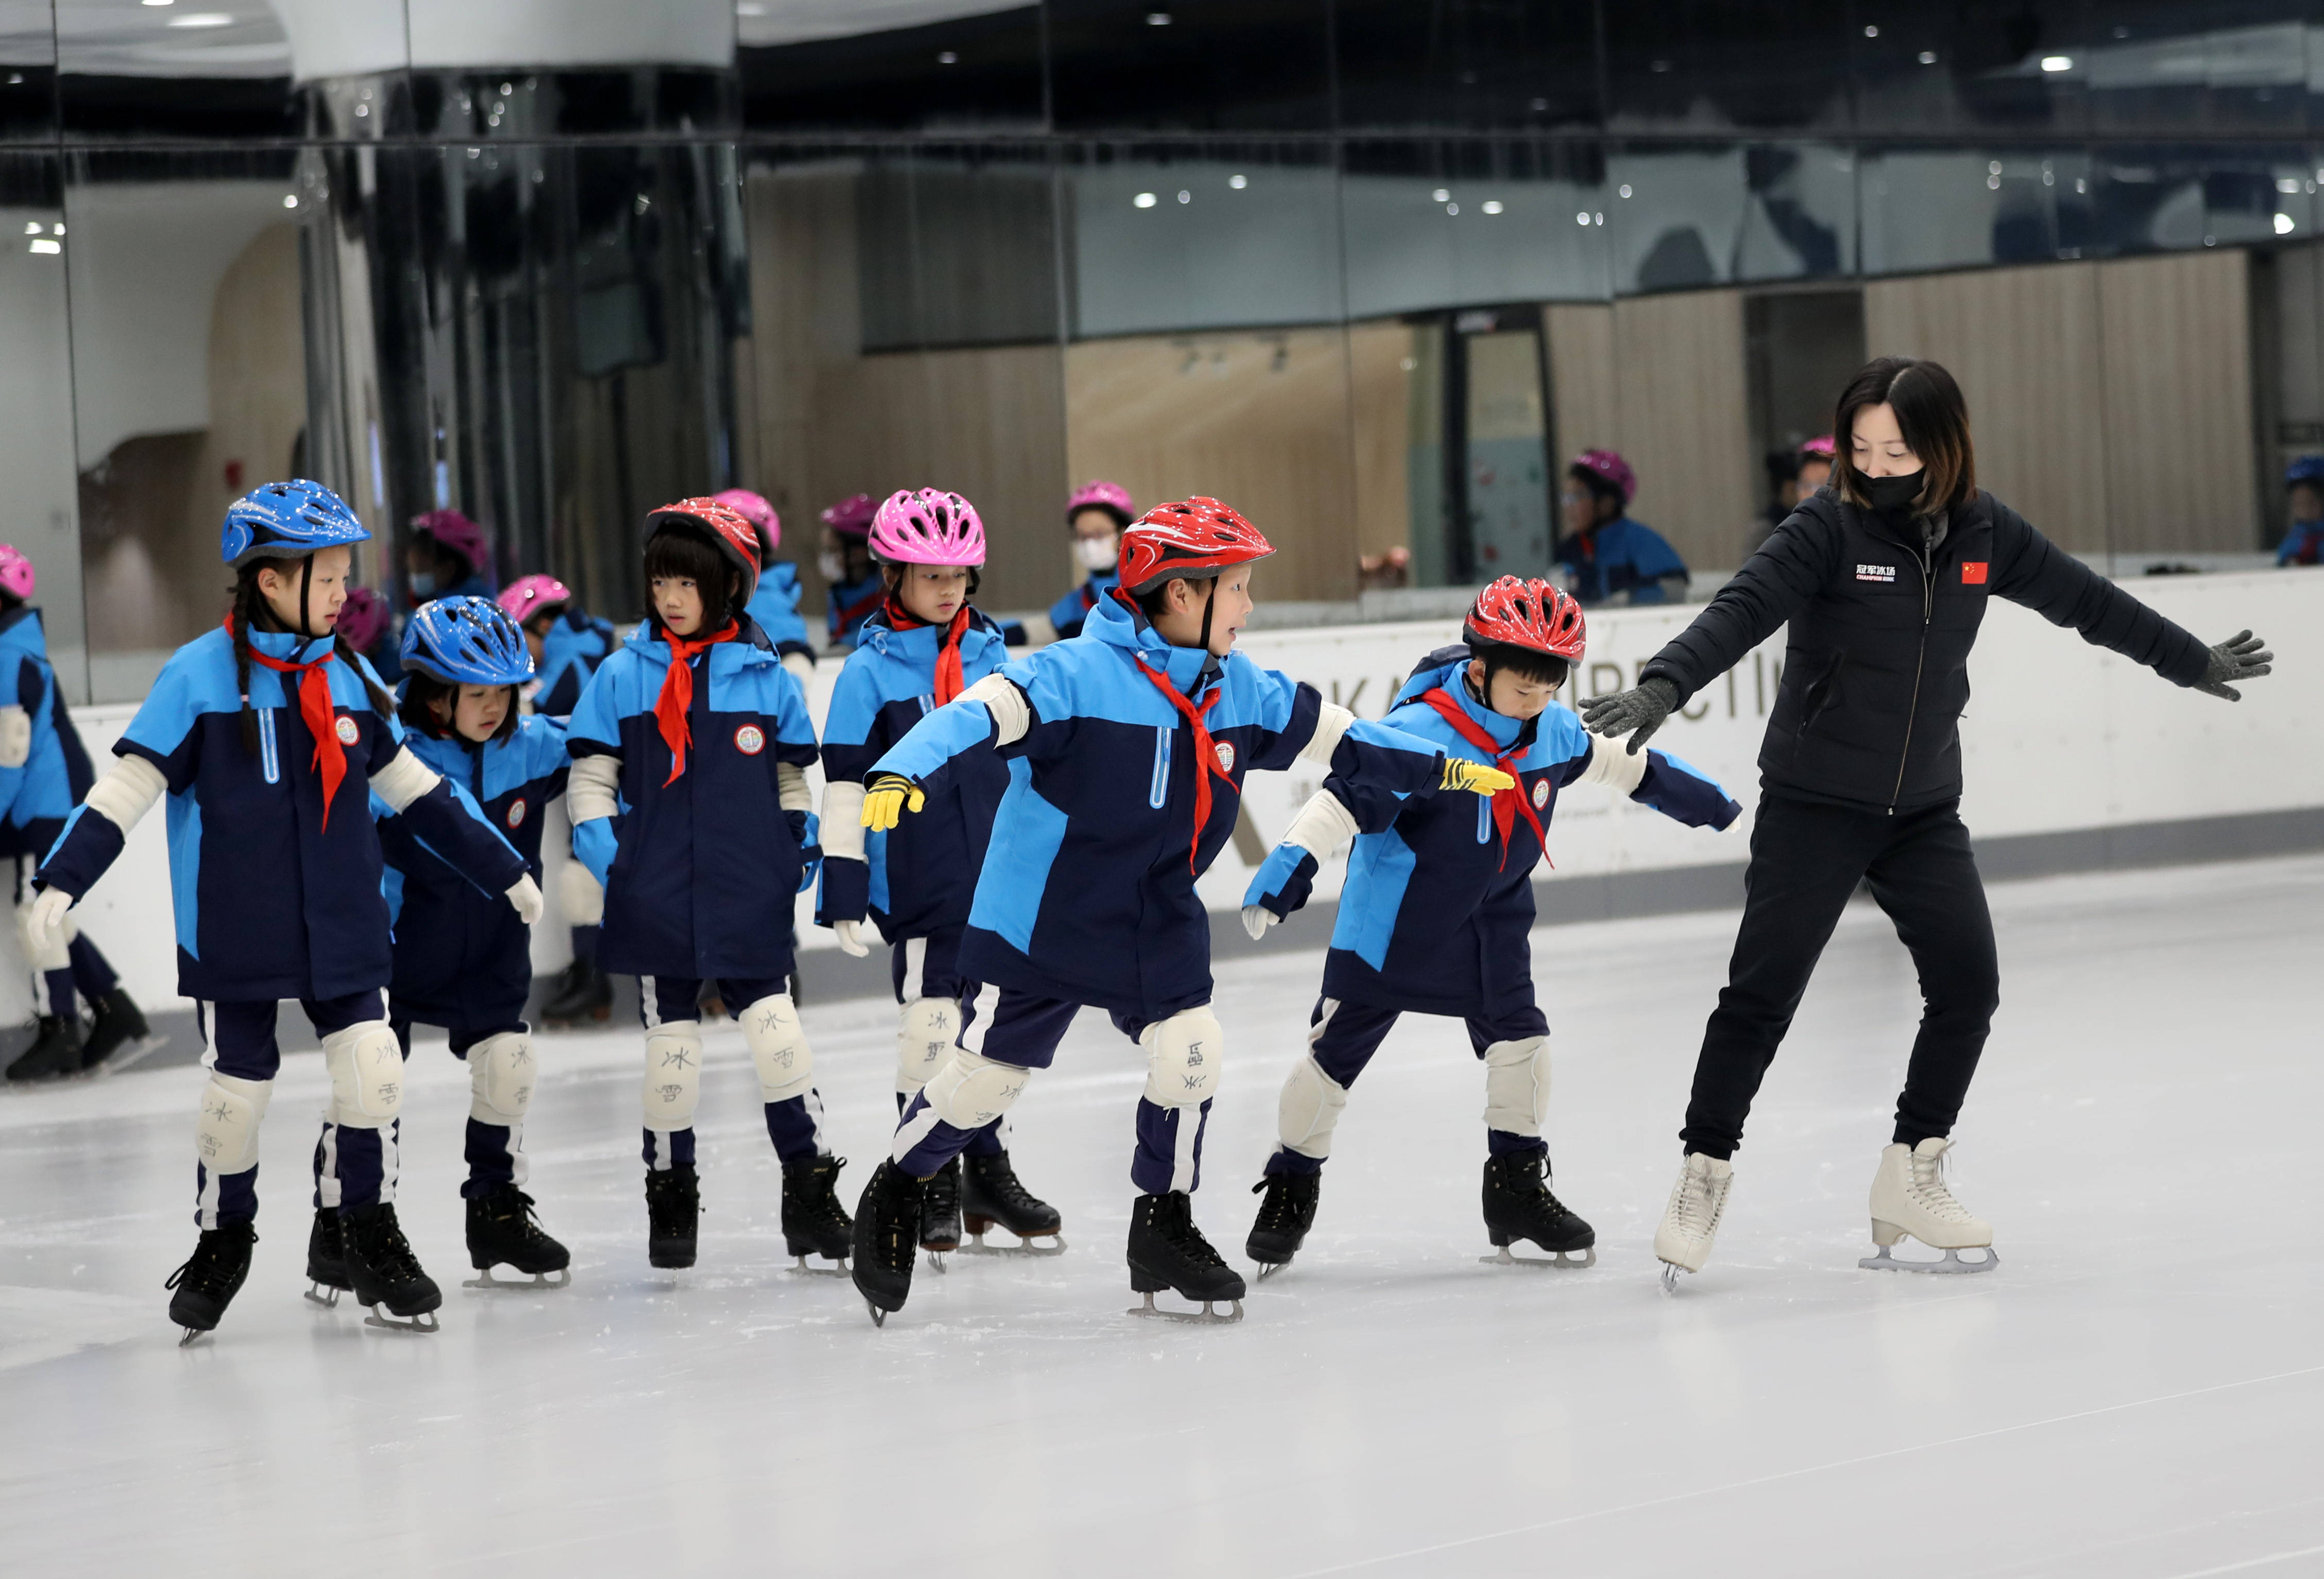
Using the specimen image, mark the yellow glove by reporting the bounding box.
[860,773,927,831]
[1441,758,1515,796]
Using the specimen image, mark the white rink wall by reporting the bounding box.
[18,568,2321,1020]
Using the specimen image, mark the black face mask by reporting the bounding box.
[1862,470,1925,512]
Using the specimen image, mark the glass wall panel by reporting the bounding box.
[0,1,57,143]
[1602,0,1849,134]
[1330,0,1599,132]
[1859,145,2096,274]
[2077,3,2314,139]
[1850,0,2094,137]
[2089,142,2311,256]
[1047,0,1332,133]
[56,0,303,142]
[1341,138,1609,318]
[1605,143,1748,293]
[0,151,79,699]
[738,4,1042,133]
[64,148,303,699]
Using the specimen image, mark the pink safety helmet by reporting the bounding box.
[1065,479,1134,526]
[498,573,574,626]
[713,488,780,557]
[820,492,877,539]
[869,489,986,567]
[0,544,32,603]
[412,508,490,577]
[1571,449,1636,505]
[1798,433,1837,461]
[335,586,391,650]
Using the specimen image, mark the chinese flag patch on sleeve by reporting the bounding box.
[1961,561,1988,585]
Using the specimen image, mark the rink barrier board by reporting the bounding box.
[10,568,2317,1060]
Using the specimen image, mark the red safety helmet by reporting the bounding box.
[646,497,762,601]
[1119,497,1274,595]
[1464,575,1586,662]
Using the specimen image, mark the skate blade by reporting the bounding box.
[88,1034,171,1078]
[788,1254,850,1278]
[1480,1244,1596,1270]
[960,1230,1067,1258]
[463,1266,572,1290]
[362,1306,441,1334]
[1858,1243,1998,1275]
[1126,1290,1245,1324]
[864,1299,892,1327]
[1254,1258,1292,1282]
[1659,1261,1687,1294]
[177,1326,212,1348]
[303,1281,346,1309]
[923,1249,949,1274]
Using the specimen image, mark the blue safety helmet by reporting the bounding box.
[2287,456,2324,488]
[400,595,535,687]
[221,479,370,568]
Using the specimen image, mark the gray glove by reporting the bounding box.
[1579,675,1679,755]
[2193,630,2272,702]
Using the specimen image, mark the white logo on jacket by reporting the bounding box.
[733,724,765,755]
[1855,564,1896,582]
[334,715,360,745]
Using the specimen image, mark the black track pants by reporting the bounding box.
[1681,792,2000,1159]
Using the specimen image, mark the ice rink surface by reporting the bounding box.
[1,855,2318,1578]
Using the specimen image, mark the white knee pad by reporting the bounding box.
[1277,1055,1349,1160]
[196,1072,272,1174]
[642,1021,703,1131]
[922,1047,1031,1131]
[322,1021,404,1129]
[469,1031,536,1124]
[562,863,604,926]
[1482,1036,1549,1137]
[895,996,959,1097]
[1140,1006,1224,1109]
[740,993,814,1103]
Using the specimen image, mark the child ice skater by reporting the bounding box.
[846,497,1510,1325]
[818,489,1060,1263]
[306,596,573,1305]
[1238,578,1739,1275]
[563,497,850,1272]
[713,488,818,685]
[31,482,539,1342]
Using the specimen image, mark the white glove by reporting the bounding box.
[25,886,71,953]
[832,918,869,958]
[505,874,544,924]
[1240,905,1278,942]
[781,650,816,686]
[0,705,28,769]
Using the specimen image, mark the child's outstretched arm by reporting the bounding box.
[1240,788,1364,940]
[860,668,1038,831]
[1242,666,1512,799]
[1556,724,1742,831]
[370,747,540,920]
[561,663,626,887]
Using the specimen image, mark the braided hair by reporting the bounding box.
[229,560,397,758]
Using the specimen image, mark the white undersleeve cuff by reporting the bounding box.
[567,753,621,823]
[776,760,813,813]
[960,672,1031,746]
[84,755,168,833]
[1576,737,1647,795]
[1298,702,1355,767]
[821,780,867,860]
[1280,788,1359,861]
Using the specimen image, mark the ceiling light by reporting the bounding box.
[29,238,59,254]
[1863,24,1878,37]
[1147,11,1171,24]
[167,13,235,27]
[1919,51,1937,64]
[2040,55,2072,72]
[1228,174,1247,189]
[1176,189,1190,203]
[1576,211,1590,226]
[1445,202,1459,215]
[737,3,767,14]
[22,221,38,235]
[1134,192,1156,208]
[1431,188,1450,202]
[283,194,298,208]
[937,50,958,63]
[2276,213,2297,235]
[142,0,174,7]
[1618,183,1632,197]
[1480,200,1504,214]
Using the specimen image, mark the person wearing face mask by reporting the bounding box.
[1581,357,2276,1291]
[1050,480,1132,641]
[1552,450,1689,607]
[818,494,884,651]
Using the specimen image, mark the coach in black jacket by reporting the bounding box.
[1582,356,2274,1283]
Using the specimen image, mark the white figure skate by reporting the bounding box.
[1653,1152,1733,1292]
[1859,1136,1997,1274]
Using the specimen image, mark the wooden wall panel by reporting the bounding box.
[1063,328,1361,604]
[1545,301,1616,468]
[1345,318,1413,561]
[2096,250,2257,555]
[1607,289,1755,574]
[1864,263,2108,550]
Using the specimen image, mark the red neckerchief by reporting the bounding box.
[1130,656,1236,874]
[1077,583,1098,613]
[653,619,739,785]
[225,614,351,832]
[834,583,883,638]
[1417,686,1549,871]
[881,597,972,706]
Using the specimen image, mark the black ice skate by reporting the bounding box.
[919,1155,961,1269]
[644,1165,700,1269]
[1126,1191,1244,1323]
[850,1160,923,1325]
[165,1220,256,1345]
[961,1149,1065,1256]
[1244,1171,1320,1280]
[303,1207,351,1308]
[341,1204,443,1332]
[5,1014,84,1083]
[539,959,612,1026]
[464,1186,572,1289]
[782,1154,852,1275]
[1480,1153,1596,1269]
[81,989,162,1073]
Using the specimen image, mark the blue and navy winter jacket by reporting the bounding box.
[534,607,620,719]
[827,571,885,650]
[2277,519,2324,567]
[38,626,528,1003]
[1320,647,1739,1017]
[1554,517,1689,606]
[379,714,569,1029]
[566,617,819,981]
[872,591,1454,1022]
[1047,571,1119,642]
[747,562,815,662]
[818,606,1012,939]
[0,607,97,861]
